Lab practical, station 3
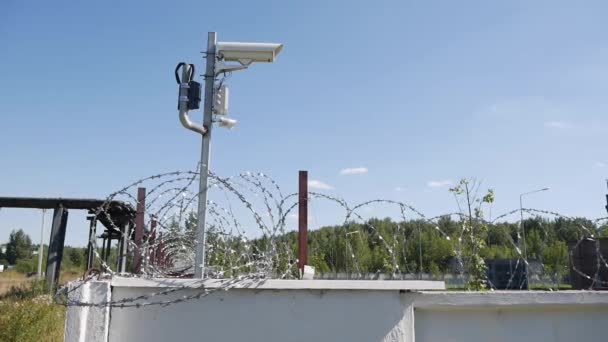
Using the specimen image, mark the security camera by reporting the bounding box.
[216,42,283,65]
[216,117,238,129]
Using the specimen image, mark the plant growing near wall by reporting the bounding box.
[449,179,495,291]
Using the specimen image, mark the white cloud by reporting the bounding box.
[596,161,606,168]
[308,180,334,190]
[427,180,452,188]
[475,97,555,120]
[340,167,368,175]
[544,121,571,129]
[394,187,406,192]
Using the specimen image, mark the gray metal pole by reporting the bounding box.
[194,32,217,278]
[519,195,527,261]
[86,216,97,270]
[418,222,423,280]
[46,207,68,290]
[518,187,549,262]
[37,209,46,279]
[344,231,359,279]
[344,232,348,279]
[118,222,130,273]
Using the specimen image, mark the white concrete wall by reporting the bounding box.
[415,305,608,342]
[410,291,608,342]
[110,288,407,342]
[64,280,111,342]
[65,278,608,342]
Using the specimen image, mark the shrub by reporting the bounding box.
[0,281,65,342]
[0,298,65,342]
[15,257,38,274]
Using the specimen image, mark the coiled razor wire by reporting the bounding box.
[54,169,608,308]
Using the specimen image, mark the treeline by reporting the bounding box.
[0,229,87,274]
[265,216,603,278]
[5,214,600,279]
[188,212,606,280]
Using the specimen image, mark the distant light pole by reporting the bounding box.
[418,221,423,280]
[345,230,359,279]
[519,187,550,260]
[176,32,283,278]
[37,209,46,279]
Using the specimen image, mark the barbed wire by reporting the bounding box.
[56,169,608,308]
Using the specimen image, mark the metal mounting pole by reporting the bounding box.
[194,31,217,278]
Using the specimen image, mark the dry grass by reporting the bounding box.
[0,279,66,342]
[0,269,82,295]
[0,270,80,341]
[0,293,65,342]
[0,271,32,295]
[59,270,81,284]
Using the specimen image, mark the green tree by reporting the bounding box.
[6,229,33,265]
[542,240,568,287]
[15,257,37,273]
[449,179,494,290]
[67,247,85,268]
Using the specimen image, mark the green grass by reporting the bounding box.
[0,281,66,342]
[445,283,574,291]
[529,284,572,291]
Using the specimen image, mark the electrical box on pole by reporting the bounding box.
[175,62,202,110]
[213,85,229,115]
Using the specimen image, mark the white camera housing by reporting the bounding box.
[216,42,283,65]
[216,116,237,129]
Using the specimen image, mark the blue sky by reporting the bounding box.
[1,0,608,246]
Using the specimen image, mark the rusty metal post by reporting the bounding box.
[149,216,157,266]
[298,170,308,276]
[157,232,164,268]
[133,187,146,273]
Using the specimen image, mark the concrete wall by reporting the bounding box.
[64,280,111,342]
[412,292,608,342]
[65,278,608,342]
[110,288,407,342]
[416,306,608,342]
